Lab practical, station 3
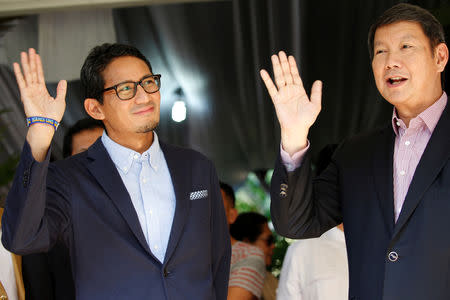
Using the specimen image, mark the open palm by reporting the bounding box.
[260,52,321,139]
[13,48,66,122]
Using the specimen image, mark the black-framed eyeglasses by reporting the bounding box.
[102,74,161,100]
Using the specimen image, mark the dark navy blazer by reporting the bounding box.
[2,138,230,300]
[271,103,450,300]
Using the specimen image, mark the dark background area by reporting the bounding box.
[1,0,450,185]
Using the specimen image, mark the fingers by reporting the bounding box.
[279,51,293,85]
[21,51,32,84]
[271,54,285,89]
[260,69,278,100]
[19,48,40,85]
[271,51,302,89]
[13,62,26,93]
[36,54,46,84]
[29,48,38,83]
[310,80,323,108]
[55,80,67,102]
[288,56,304,88]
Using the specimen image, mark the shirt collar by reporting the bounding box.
[392,92,447,136]
[101,131,162,174]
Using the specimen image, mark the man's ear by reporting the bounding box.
[229,208,238,225]
[84,98,105,120]
[435,43,449,73]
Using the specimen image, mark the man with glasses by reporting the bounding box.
[1,43,230,300]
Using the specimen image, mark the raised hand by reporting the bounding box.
[13,48,67,122]
[260,51,322,155]
[13,48,67,161]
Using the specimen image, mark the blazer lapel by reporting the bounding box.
[86,140,151,256]
[393,104,450,238]
[372,126,396,236]
[160,142,192,263]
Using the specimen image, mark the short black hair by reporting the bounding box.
[230,212,267,243]
[368,3,445,60]
[80,43,153,104]
[63,118,104,158]
[219,181,235,207]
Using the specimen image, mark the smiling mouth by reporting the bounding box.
[387,76,407,85]
[134,106,154,114]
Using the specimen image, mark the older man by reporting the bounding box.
[262,3,450,300]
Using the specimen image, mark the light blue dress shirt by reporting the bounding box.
[102,131,176,263]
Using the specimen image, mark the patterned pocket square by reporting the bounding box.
[190,189,208,200]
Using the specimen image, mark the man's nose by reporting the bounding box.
[385,52,402,70]
[134,84,151,103]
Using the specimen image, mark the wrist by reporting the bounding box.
[281,129,308,156]
[26,116,60,131]
[26,124,54,162]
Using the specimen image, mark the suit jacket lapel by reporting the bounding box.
[393,104,450,238]
[372,126,396,236]
[160,142,191,263]
[86,140,152,256]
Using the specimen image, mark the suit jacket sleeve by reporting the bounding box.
[270,148,342,239]
[1,141,71,255]
[209,161,231,300]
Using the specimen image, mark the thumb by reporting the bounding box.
[55,80,67,102]
[310,80,322,108]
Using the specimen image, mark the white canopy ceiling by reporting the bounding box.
[0,0,225,17]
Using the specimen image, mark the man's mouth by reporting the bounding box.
[386,76,407,86]
[134,106,154,115]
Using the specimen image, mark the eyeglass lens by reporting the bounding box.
[116,75,160,100]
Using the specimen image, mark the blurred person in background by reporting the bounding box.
[230,212,277,300]
[0,205,25,300]
[221,182,266,300]
[277,224,347,300]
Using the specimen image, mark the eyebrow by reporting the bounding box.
[107,74,154,87]
[374,34,418,47]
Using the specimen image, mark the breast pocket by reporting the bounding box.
[189,196,210,227]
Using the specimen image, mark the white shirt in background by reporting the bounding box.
[277,227,348,300]
[0,229,18,300]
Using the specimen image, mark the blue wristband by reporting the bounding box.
[26,116,60,131]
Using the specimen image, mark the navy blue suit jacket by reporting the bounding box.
[271,103,450,300]
[22,243,75,300]
[2,138,230,300]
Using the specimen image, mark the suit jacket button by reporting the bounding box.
[388,251,398,262]
[163,268,169,277]
[23,171,29,187]
[280,184,288,197]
